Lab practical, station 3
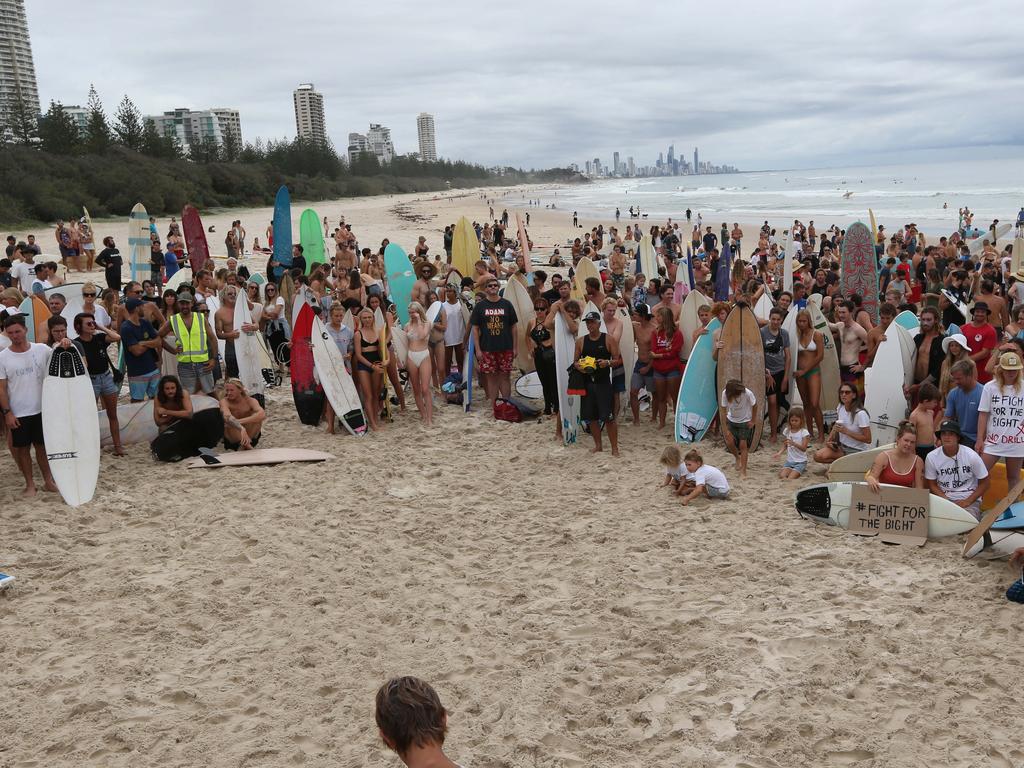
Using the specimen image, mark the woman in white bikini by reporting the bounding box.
[404,301,434,426]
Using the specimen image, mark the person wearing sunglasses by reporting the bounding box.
[73,311,125,455]
[80,282,112,329]
[468,277,518,407]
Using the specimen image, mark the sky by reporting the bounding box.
[26,0,1024,172]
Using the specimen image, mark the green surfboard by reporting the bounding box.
[299,208,326,275]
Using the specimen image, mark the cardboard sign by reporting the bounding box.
[849,485,930,546]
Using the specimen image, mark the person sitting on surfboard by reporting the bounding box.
[220,378,265,451]
[375,676,462,768]
[865,421,925,492]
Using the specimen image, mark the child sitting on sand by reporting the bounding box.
[659,445,686,493]
[775,406,810,479]
[720,378,758,477]
[678,449,731,506]
[375,676,462,768]
[909,382,941,460]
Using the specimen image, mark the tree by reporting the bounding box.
[350,151,381,177]
[189,134,221,164]
[37,100,81,155]
[113,95,144,151]
[3,88,39,146]
[84,84,111,154]
[141,118,182,160]
[221,128,241,163]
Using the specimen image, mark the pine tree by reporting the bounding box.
[189,134,221,164]
[221,127,241,162]
[84,84,111,154]
[113,95,144,150]
[3,88,39,145]
[37,100,81,155]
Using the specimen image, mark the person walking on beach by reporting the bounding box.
[469,276,518,407]
[0,315,59,497]
[572,211,579,228]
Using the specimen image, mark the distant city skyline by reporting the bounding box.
[578,144,739,178]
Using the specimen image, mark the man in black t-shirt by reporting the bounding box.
[73,311,125,454]
[702,227,717,255]
[95,236,124,291]
[468,277,518,406]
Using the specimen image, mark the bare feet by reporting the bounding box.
[113,446,127,456]
[611,449,620,457]
[22,486,37,498]
[43,481,58,493]
[590,446,602,453]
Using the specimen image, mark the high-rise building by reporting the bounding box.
[146,107,241,148]
[613,151,620,175]
[293,83,326,144]
[585,160,592,176]
[0,0,40,136]
[627,157,635,177]
[667,144,675,165]
[59,105,89,136]
[347,132,370,164]
[693,147,699,175]
[367,123,395,163]
[416,112,437,162]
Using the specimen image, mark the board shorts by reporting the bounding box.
[224,431,261,451]
[632,360,654,392]
[479,349,514,374]
[653,367,681,381]
[128,369,160,400]
[706,485,730,499]
[839,441,863,456]
[90,370,119,397]
[727,420,754,445]
[178,361,215,394]
[11,412,44,447]
[784,460,807,473]
[611,272,626,291]
[612,365,626,393]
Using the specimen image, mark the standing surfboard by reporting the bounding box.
[462,333,474,413]
[576,301,607,339]
[715,244,731,301]
[864,323,913,446]
[127,203,150,283]
[18,295,50,343]
[384,243,415,324]
[571,258,600,302]
[841,222,878,324]
[181,205,210,274]
[311,315,367,436]
[451,216,478,278]
[753,292,774,322]
[868,209,878,243]
[272,186,293,279]
[783,228,794,294]
[637,234,657,279]
[299,208,326,275]
[679,290,710,362]
[234,295,267,399]
[44,284,85,340]
[716,305,766,451]
[516,212,531,264]
[554,311,579,444]
[675,318,721,444]
[42,347,100,507]
[290,301,324,426]
[504,277,535,373]
[807,301,841,420]
[618,306,636,407]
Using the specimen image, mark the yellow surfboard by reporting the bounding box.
[571,257,600,302]
[451,217,478,278]
[868,209,878,242]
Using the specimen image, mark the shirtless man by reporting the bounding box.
[220,379,266,450]
[825,300,868,391]
[117,281,167,330]
[335,241,356,273]
[213,285,257,381]
[974,278,1009,331]
[863,302,897,366]
[909,307,944,401]
[609,246,627,294]
[601,298,625,413]
[629,304,655,424]
[650,284,681,324]
[583,277,606,310]
[411,261,437,309]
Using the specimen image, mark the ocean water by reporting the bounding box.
[537,157,1024,233]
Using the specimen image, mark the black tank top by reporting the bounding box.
[530,323,551,344]
[582,332,611,363]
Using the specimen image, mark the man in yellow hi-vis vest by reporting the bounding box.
[158,291,218,395]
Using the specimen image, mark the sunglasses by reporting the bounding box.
[82,292,97,297]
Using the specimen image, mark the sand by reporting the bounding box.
[3,190,1024,767]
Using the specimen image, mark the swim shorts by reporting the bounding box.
[479,349,514,374]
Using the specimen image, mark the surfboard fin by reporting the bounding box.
[197,447,222,465]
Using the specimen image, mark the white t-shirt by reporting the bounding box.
[91,305,112,329]
[979,379,1024,457]
[443,301,466,346]
[0,343,53,416]
[721,387,756,424]
[784,427,810,462]
[924,445,988,504]
[11,261,36,292]
[665,462,685,482]
[838,404,871,451]
[687,464,730,492]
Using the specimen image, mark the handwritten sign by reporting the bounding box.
[849,485,930,546]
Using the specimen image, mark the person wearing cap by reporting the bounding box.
[119,298,162,402]
[925,419,990,520]
[411,260,436,310]
[977,351,1024,489]
[965,302,998,384]
[468,276,518,407]
[945,358,983,445]
[157,292,217,397]
[574,309,621,456]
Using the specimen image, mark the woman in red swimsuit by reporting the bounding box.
[865,420,924,490]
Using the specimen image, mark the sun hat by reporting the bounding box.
[972,301,990,314]
[935,419,962,439]
[941,333,972,354]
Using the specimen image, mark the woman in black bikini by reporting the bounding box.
[526,298,558,415]
[354,307,385,432]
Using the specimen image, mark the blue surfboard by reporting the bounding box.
[715,245,731,301]
[993,501,1024,530]
[272,186,292,279]
[384,243,415,324]
[463,335,474,412]
[893,310,919,332]
[675,318,721,444]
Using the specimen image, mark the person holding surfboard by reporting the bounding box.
[575,310,621,456]
[73,312,125,456]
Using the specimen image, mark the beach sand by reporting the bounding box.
[3,190,1023,767]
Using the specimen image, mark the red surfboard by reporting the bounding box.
[182,205,210,274]
[840,222,878,324]
[290,301,324,426]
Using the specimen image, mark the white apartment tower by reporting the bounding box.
[293,83,326,144]
[416,112,437,162]
[0,0,40,131]
[367,123,394,163]
[145,107,241,148]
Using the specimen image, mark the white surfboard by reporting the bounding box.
[234,298,266,397]
[390,325,409,368]
[826,442,896,482]
[796,482,979,538]
[504,277,536,373]
[187,447,334,468]
[166,268,193,293]
[554,311,580,445]
[42,347,100,507]
[753,292,774,322]
[968,222,1012,255]
[44,283,85,340]
[576,301,607,338]
[679,290,710,361]
[808,301,841,420]
[865,323,914,446]
[310,315,368,437]
[619,307,636,407]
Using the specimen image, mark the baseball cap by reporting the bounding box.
[583,311,601,322]
[999,352,1023,371]
[176,291,193,303]
[125,298,144,311]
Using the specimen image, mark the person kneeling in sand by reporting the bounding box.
[375,676,462,768]
[678,449,730,506]
[220,378,265,451]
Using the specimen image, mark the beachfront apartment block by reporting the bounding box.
[146,107,242,149]
[417,112,437,162]
[293,83,327,145]
[0,0,40,136]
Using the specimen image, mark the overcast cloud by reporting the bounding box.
[27,0,1024,171]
